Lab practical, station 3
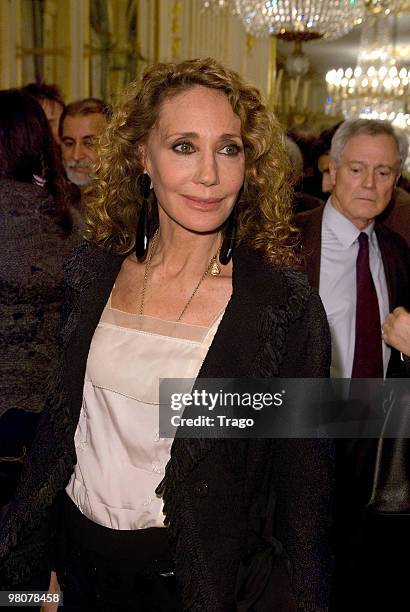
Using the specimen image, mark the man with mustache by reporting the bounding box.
[59,98,111,188]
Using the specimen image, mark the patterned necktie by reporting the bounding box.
[351,232,383,378]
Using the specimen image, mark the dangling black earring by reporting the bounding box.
[135,173,151,261]
[32,152,47,187]
[220,207,236,265]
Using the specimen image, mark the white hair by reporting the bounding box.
[330,119,409,172]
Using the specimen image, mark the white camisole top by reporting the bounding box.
[66,301,224,530]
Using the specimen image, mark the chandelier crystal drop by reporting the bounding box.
[202,0,365,40]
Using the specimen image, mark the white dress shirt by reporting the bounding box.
[319,199,390,378]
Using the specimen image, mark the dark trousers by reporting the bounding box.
[55,494,182,611]
[332,511,410,612]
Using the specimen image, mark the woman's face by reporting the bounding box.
[143,85,245,234]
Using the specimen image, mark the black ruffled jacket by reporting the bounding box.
[0,241,334,611]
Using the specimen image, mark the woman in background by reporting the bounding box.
[0,90,80,517]
[1,60,333,610]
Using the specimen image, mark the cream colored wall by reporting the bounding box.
[0,0,274,105]
[138,0,272,101]
[0,0,20,88]
[0,0,87,100]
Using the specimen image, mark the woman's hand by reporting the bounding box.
[40,571,60,612]
[382,307,410,357]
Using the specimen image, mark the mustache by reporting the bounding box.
[65,160,92,170]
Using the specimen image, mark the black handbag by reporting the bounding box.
[367,379,410,514]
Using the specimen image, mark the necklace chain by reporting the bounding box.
[139,229,220,322]
[139,229,160,317]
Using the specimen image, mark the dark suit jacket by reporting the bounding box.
[0,242,334,611]
[296,204,410,376]
[380,186,410,247]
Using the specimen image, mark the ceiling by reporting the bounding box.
[277,12,410,76]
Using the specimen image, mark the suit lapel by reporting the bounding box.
[375,223,396,311]
[297,205,324,290]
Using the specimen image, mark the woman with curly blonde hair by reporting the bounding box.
[0,58,333,610]
[85,57,297,266]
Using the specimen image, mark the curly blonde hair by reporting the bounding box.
[84,57,298,266]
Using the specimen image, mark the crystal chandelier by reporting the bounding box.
[203,1,366,80]
[325,2,410,139]
[202,0,365,40]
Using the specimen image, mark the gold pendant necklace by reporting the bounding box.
[139,229,221,322]
[210,258,221,276]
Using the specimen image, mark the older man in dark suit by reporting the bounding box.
[296,119,410,611]
[298,119,409,379]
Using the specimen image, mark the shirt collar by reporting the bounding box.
[323,197,375,248]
